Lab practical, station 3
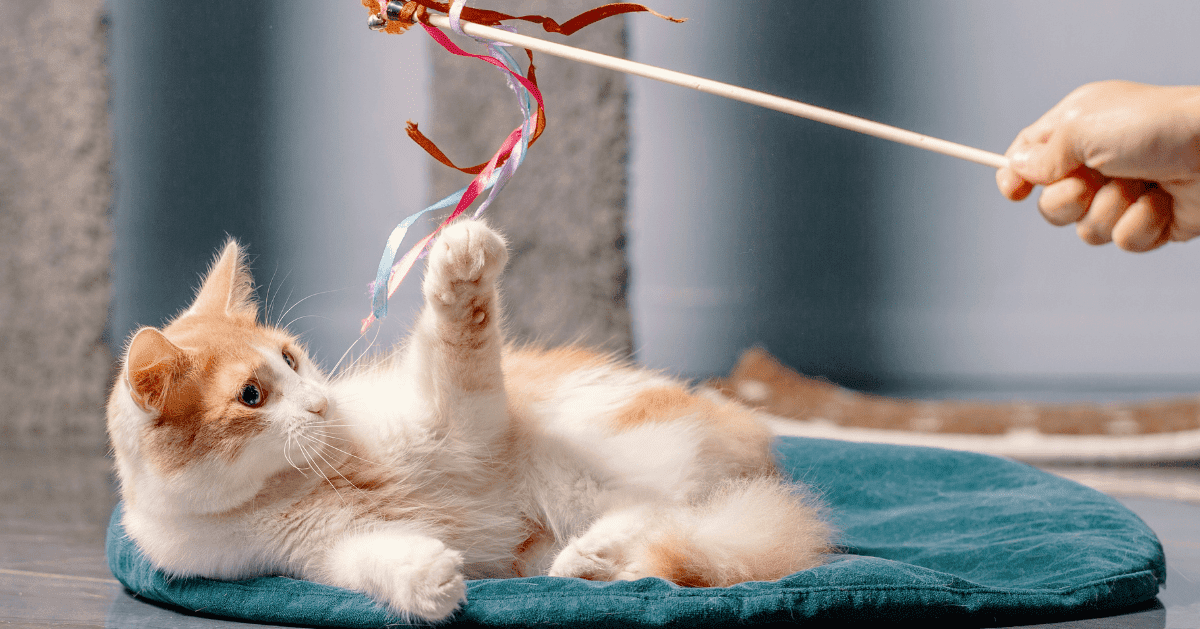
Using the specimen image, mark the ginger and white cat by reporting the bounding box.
[107,220,831,622]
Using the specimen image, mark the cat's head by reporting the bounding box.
[107,240,334,514]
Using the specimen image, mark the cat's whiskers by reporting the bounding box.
[337,330,387,377]
[308,431,354,446]
[307,413,370,432]
[302,433,381,467]
[262,266,291,327]
[295,438,347,502]
[340,349,375,378]
[274,285,298,329]
[308,425,352,435]
[330,333,367,377]
[306,422,363,430]
[299,434,387,508]
[293,437,316,473]
[282,436,311,478]
[275,289,343,331]
[284,314,334,333]
[283,427,315,477]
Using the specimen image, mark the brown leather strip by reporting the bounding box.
[403,102,545,174]
[525,50,547,142]
[404,47,546,174]
[521,49,548,147]
[382,1,684,34]
[393,0,681,33]
[514,3,686,36]
[407,0,518,27]
[405,121,483,173]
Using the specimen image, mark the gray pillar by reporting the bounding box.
[109,1,274,351]
[426,2,632,354]
[0,2,113,450]
[630,1,886,384]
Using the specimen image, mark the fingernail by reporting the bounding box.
[1008,150,1030,169]
[996,168,1016,190]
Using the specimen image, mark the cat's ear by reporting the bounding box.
[124,327,190,412]
[189,239,258,321]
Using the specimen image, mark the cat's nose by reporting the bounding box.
[307,395,328,417]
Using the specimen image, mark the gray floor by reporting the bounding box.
[2,446,1197,628]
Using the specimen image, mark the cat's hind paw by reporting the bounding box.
[547,538,625,581]
[547,508,654,581]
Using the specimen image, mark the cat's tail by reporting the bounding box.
[629,475,834,587]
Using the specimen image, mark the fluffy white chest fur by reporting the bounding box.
[107,221,831,622]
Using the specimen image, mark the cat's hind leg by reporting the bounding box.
[549,476,831,586]
[631,476,831,586]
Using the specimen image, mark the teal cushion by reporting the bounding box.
[106,437,1165,626]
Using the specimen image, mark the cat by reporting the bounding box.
[106,220,831,622]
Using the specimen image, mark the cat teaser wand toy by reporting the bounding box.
[362,1,1009,332]
[361,0,683,332]
[419,12,1009,169]
[382,2,1009,168]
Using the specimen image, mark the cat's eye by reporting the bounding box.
[238,383,265,407]
[282,349,297,371]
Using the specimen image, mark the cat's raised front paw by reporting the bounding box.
[424,220,508,308]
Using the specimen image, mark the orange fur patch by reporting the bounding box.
[502,345,608,402]
[532,346,607,372]
[510,518,553,577]
[138,312,295,474]
[703,398,776,474]
[611,386,709,431]
[505,345,605,381]
[644,534,716,588]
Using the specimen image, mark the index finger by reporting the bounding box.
[996,166,1034,201]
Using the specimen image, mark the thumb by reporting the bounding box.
[1006,128,1084,185]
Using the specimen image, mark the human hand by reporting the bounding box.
[996,81,1200,252]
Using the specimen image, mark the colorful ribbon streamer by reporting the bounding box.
[362,2,544,333]
[368,0,683,36]
[360,1,676,333]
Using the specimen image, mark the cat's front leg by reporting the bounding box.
[322,528,466,622]
[413,220,509,437]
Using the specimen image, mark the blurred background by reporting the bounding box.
[631,1,1200,398]
[4,0,1200,451]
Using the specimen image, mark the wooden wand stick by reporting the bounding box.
[423,13,1010,170]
